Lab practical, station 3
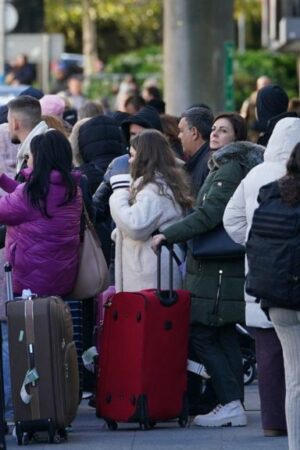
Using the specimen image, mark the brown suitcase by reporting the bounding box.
[6,265,79,444]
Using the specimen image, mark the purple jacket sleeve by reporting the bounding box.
[0,174,19,193]
[0,185,31,225]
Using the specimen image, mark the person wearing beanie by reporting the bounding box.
[93,105,163,223]
[121,105,163,145]
[40,94,65,118]
[256,84,297,146]
[63,108,78,127]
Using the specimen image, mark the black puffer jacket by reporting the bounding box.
[76,115,125,194]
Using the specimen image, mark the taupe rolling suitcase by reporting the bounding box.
[6,264,79,444]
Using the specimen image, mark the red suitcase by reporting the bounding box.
[96,245,190,429]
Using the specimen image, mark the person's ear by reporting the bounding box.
[191,126,199,141]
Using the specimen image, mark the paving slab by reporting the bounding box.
[5,382,289,450]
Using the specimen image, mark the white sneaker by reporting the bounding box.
[192,400,247,427]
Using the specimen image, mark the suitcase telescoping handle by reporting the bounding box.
[4,263,14,302]
[156,243,178,306]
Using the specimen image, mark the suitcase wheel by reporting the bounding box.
[16,431,29,446]
[178,417,188,428]
[139,420,154,430]
[48,431,62,444]
[107,420,118,431]
[58,428,68,441]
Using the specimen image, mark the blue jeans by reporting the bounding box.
[1,321,13,420]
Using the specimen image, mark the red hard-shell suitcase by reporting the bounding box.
[96,245,190,429]
[5,264,79,444]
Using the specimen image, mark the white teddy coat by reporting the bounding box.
[109,176,184,293]
[223,117,300,328]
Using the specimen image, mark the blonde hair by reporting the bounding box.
[68,118,90,166]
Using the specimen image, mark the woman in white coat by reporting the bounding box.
[109,129,193,292]
[223,116,300,437]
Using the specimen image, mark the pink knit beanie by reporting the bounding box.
[40,95,65,118]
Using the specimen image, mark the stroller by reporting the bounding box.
[236,324,257,385]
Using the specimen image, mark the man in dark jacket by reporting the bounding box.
[179,107,214,196]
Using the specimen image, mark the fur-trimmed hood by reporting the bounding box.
[208,141,265,172]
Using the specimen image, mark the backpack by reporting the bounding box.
[246,181,300,307]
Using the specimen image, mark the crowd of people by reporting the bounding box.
[0,74,299,450]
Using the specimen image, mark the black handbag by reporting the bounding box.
[188,224,245,259]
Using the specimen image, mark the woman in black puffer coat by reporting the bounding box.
[70,114,125,264]
[69,115,125,396]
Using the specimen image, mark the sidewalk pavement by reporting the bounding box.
[5,382,288,450]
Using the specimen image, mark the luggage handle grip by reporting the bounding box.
[4,262,14,301]
[4,263,38,301]
[156,243,178,306]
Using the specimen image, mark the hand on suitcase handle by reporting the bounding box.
[151,233,167,255]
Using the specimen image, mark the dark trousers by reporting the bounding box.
[253,327,287,431]
[190,324,244,406]
[65,299,84,396]
[82,298,96,392]
[64,297,96,394]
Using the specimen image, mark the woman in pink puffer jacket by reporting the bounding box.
[0,129,82,296]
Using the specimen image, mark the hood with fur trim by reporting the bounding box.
[208,141,265,172]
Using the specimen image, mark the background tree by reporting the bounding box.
[234,0,261,51]
[82,0,98,78]
[44,0,162,62]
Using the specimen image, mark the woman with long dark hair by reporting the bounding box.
[109,129,193,292]
[0,129,82,296]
